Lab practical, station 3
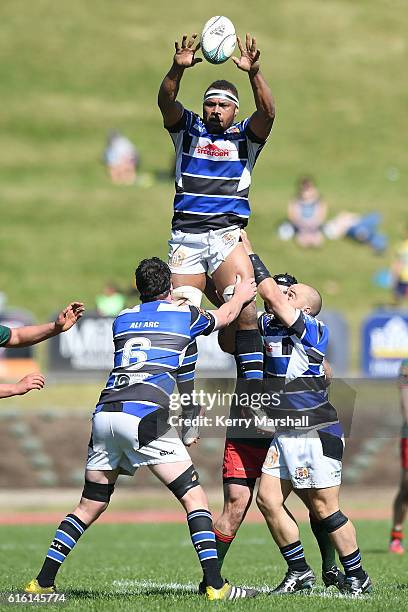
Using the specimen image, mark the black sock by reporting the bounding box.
[279,540,309,573]
[187,509,224,589]
[339,548,366,580]
[37,514,87,587]
[309,513,336,571]
[214,527,236,570]
[235,329,264,383]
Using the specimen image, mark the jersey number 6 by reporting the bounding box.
[121,337,152,370]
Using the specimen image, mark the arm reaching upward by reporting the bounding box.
[232,33,275,141]
[158,33,202,128]
[240,230,296,327]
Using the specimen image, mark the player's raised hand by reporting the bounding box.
[232,33,260,74]
[55,302,85,332]
[15,373,45,395]
[174,33,202,68]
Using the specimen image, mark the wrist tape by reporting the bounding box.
[249,254,271,285]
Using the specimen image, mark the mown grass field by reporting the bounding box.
[0,0,407,367]
[0,520,406,611]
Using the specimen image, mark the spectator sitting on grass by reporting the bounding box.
[103,130,139,185]
[323,211,387,254]
[279,177,327,247]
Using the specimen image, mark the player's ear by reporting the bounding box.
[303,305,312,315]
[234,107,238,117]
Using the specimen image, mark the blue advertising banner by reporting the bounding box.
[362,310,408,377]
[319,310,349,376]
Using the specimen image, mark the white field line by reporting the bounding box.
[112,579,349,597]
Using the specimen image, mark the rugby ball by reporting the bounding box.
[201,16,236,64]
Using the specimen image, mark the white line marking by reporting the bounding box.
[112,579,350,598]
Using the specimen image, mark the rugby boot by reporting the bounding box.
[206,580,259,600]
[340,571,372,595]
[389,538,404,554]
[389,532,404,554]
[199,576,231,595]
[271,568,316,594]
[24,579,56,594]
[322,565,346,590]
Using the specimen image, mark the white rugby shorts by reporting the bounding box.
[86,412,190,475]
[168,226,241,275]
[262,429,344,489]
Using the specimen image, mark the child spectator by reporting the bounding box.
[279,177,327,247]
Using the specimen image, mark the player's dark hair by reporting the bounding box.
[135,257,171,302]
[273,272,298,287]
[205,80,239,100]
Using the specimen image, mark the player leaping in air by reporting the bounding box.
[158,31,274,393]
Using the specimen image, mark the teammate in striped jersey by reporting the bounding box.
[158,31,274,409]
[241,236,371,595]
[197,267,344,593]
[25,258,258,601]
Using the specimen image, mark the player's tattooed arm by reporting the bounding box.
[158,33,201,128]
[233,34,275,141]
[5,302,84,347]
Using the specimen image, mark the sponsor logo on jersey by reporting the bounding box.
[159,449,176,456]
[195,143,230,158]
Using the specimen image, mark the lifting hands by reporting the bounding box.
[232,33,260,74]
[174,33,202,68]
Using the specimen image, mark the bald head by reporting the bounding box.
[303,285,322,315]
[288,283,322,316]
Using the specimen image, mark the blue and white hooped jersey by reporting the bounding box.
[96,301,215,417]
[258,309,339,429]
[259,309,328,382]
[167,109,266,233]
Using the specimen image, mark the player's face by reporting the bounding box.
[286,284,310,313]
[203,97,237,133]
